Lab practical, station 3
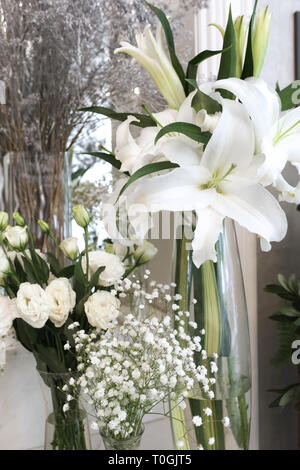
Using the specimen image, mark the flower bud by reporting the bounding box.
[234,15,249,78]
[4,225,28,250]
[60,237,78,261]
[133,240,158,266]
[252,7,272,77]
[38,219,50,234]
[13,212,26,227]
[73,205,90,228]
[0,212,9,232]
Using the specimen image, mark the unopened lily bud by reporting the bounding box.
[4,225,28,250]
[0,212,9,231]
[13,212,26,227]
[133,240,158,266]
[234,15,249,78]
[60,237,78,261]
[38,220,50,234]
[252,7,272,77]
[73,205,90,228]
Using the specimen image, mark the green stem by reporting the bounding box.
[84,227,89,279]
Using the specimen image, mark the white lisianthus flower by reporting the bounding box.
[133,240,158,265]
[0,295,19,336]
[4,225,28,250]
[46,278,76,328]
[60,237,78,261]
[115,24,186,110]
[16,283,52,328]
[82,250,125,287]
[0,247,10,282]
[84,291,120,330]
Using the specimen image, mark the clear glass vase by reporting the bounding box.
[170,218,251,450]
[39,371,91,450]
[3,151,71,249]
[100,425,144,450]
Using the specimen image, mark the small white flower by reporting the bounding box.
[91,421,99,431]
[192,415,203,427]
[204,407,212,416]
[208,437,215,446]
[222,417,230,427]
[63,404,69,413]
[132,369,141,379]
[177,440,184,449]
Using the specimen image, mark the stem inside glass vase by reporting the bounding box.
[39,371,91,450]
[170,218,251,450]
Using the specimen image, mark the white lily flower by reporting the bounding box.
[125,98,287,267]
[212,77,300,202]
[115,24,186,109]
[115,91,213,175]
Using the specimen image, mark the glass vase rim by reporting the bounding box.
[100,423,145,442]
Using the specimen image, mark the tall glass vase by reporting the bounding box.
[3,151,71,250]
[171,218,251,450]
[39,371,91,450]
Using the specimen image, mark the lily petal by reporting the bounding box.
[214,77,280,147]
[192,208,224,268]
[201,98,255,174]
[212,179,288,248]
[128,166,215,212]
[115,116,141,173]
[157,138,203,167]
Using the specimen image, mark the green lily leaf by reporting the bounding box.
[47,253,61,278]
[217,6,237,82]
[154,122,211,145]
[192,90,222,115]
[241,0,258,79]
[72,166,92,181]
[276,82,300,111]
[80,151,122,172]
[117,161,179,202]
[78,106,154,128]
[186,47,231,92]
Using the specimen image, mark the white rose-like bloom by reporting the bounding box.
[46,278,76,328]
[0,295,18,336]
[4,225,28,249]
[82,250,125,287]
[16,283,52,328]
[0,247,10,281]
[84,291,120,330]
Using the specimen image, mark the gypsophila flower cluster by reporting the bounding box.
[64,313,220,443]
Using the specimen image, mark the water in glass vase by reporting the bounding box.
[170,218,251,450]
